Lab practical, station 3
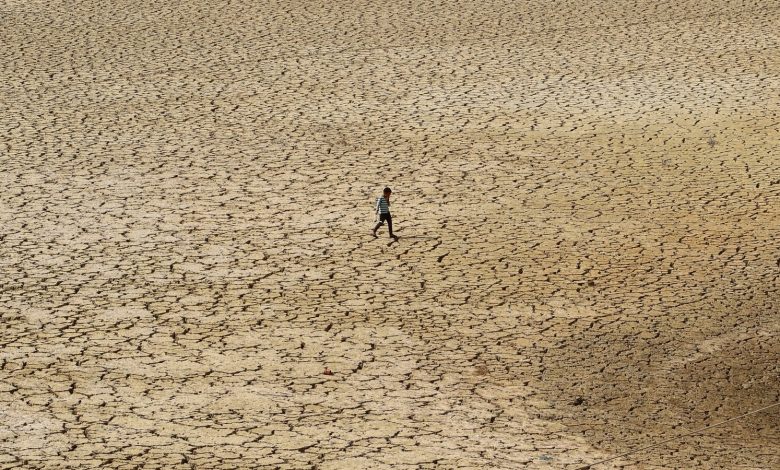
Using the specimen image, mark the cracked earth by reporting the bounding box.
[1,0,779,468]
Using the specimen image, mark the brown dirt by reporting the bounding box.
[1,0,778,468]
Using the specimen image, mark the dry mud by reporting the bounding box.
[1,0,779,468]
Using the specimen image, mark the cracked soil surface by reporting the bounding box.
[1,0,779,468]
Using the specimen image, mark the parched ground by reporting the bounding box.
[1,0,779,468]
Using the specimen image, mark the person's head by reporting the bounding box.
[383,187,392,198]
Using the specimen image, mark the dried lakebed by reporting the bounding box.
[1,0,779,468]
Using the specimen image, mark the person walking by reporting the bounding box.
[373,187,398,240]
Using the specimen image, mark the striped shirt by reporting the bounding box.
[376,196,390,214]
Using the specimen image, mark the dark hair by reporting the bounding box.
[383,187,392,193]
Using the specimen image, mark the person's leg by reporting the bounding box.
[373,214,385,236]
[386,214,397,238]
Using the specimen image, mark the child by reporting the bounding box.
[373,187,398,239]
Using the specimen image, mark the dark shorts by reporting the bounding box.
[378,213,392,223]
